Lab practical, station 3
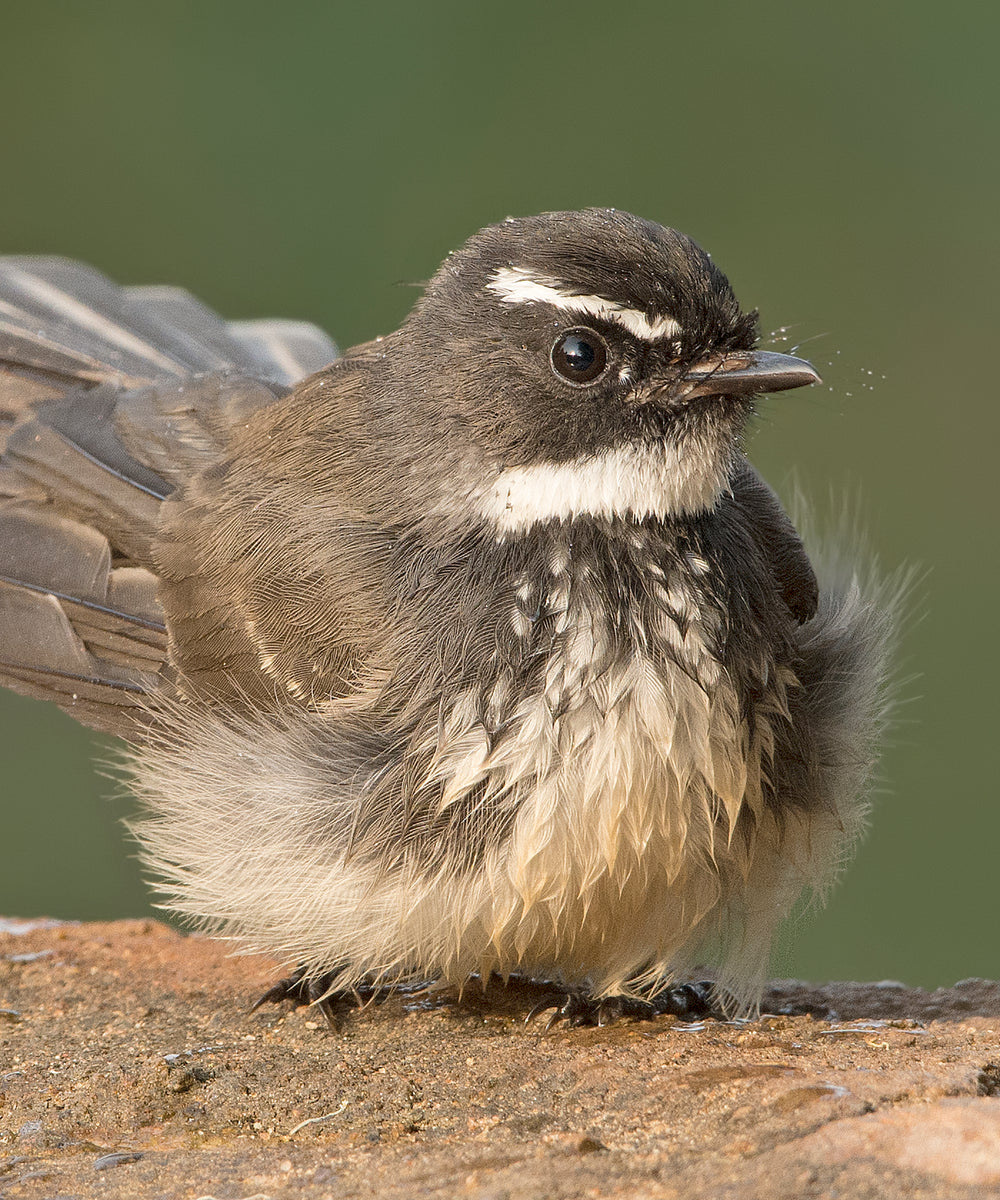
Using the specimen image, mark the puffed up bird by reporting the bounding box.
[0,209,899,1024]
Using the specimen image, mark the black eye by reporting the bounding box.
[550,327,609,385]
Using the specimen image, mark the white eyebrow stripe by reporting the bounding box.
[487,266,681,342]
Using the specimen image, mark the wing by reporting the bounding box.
[150,360,384,710]
[729,460,818,625]
[0,257,338,737]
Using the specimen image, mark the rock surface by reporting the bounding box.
[1,919,999,1198]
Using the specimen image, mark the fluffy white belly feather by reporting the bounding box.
[132,559,840,1009]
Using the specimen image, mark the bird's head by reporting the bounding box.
[374,209,818,533]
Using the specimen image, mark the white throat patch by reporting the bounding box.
[475,441,731,533]
[487,266,681,343]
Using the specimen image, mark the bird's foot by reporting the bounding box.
[250,967,381,1028]
[526,980,717,1029]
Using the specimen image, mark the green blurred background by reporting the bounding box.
[0,0,996,988]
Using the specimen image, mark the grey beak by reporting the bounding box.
[681,350,821,399]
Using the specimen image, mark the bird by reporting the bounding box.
[0,208,900,1025]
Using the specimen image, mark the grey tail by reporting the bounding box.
[0,256,337,737]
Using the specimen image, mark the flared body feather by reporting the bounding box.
[131,513,899,1011]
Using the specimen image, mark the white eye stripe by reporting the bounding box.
[487,266,682,343]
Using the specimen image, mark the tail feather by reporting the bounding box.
[0,508,167,736]
[228,318,339,386]
[0,659,154,736]
[0,257,191,385]
[121,284,267,375]
[0,254,338,736]
[2,388,167,561]
[0,258,337,395]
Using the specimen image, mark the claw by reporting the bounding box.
[249,983,289,1013]
[250,967,367,1028]
[525,998,563,1027]
[249,967,312,1014]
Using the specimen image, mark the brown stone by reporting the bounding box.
[1,918,999,1199]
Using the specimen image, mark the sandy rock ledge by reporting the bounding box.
[1,919,999,1199]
